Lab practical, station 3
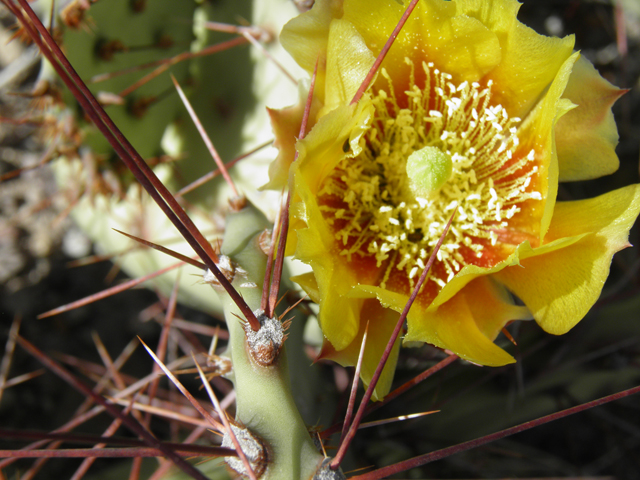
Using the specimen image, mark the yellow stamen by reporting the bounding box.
[319,59,541,288]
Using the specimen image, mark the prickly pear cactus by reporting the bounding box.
[55,0,196,161]
[4,0,640,479]
[46,0,302,314]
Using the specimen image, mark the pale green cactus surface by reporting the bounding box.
[49,0,303,315]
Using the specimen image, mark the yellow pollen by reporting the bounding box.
[319,59,541,288]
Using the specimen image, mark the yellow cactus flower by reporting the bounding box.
[275,0,640,396]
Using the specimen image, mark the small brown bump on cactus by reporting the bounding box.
[205,354,233,377]
[60,0,96,29]
[258,228,273,255]
[313,458,347,480]
[222,424,268,479]
[243,309,288,367]
[130,0,146,13]
[229,194,248,212]
[202,328,233,377]
[95,38,127,61]
[203,255,256,290]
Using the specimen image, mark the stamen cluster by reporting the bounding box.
[318,59,541,288]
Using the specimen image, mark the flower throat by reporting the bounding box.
[318,59,541,289]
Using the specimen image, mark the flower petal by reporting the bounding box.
[404,276,526,366]
[411,51,580,315]
[319,299,401,400]
[291,271,320,303]
[295,206,363,350]
[280,0,343,103]
[281,0,640,380]
[290,102,375,349]
[514,51,580,241]
[323,18,376,114]
[287,101,371,256]
[343,0,502,88]
[262,82,322,191]
[494,184,640,335]
[461,0,575,118]
[352,276,530,366]
[555,56,625,182]
[294,101,373,194]
[430,232,584,309]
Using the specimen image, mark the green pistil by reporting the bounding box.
[319,60,541,289]
[406,146,452,196]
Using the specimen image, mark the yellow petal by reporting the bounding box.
[404,276,522,366]
[280,0,343,104]
[515,51,579,241]
[342,0,574,118]
[420,53,581,311]
[464,277,532,340]
[463,0,575,118]
[494,184,640,335]
[294,101,373,194]
[290,102,376,350]
[286,100,372,256]
[430,233,584,311]
[353,277,529,366]
[291,271,320,303]
[343,0,502,88]
[319,299,401,400]
[323,18,376,114]
[294,206,363,350]
[295,260,399,399]
[555,56,625,182]
[262,82,322,191]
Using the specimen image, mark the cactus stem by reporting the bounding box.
[193,355,259,480]
[219,204,327,479]
[128,84,177,118]
[87,33,245,84]
[119,36,177,53]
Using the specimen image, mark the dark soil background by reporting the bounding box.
[1,0,640,479]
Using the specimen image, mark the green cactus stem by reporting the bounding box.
[212,203,336,479]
